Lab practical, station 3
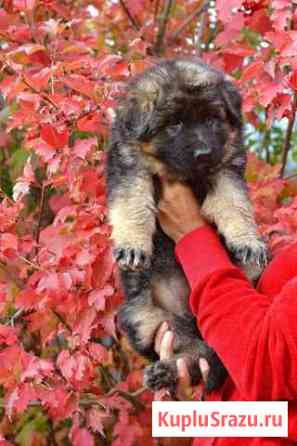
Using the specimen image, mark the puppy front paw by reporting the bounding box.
[227,237,268,267]
[113,247,151,271]
[226,236,269,281]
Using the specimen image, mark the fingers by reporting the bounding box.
[177,358,191,388]
[154,321,169,356]
[199,358,210,384]
[176,358,192,400]
[160,330,175,361]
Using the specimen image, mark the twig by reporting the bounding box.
[0,31,20,44]
[107,387,146,412]
[169,0,208,42]
[2,62,58,110]
[119,0,140,30]
[9,308,25,326]
[35,184,47,246]
[280,93,297,178]
[51,309,72,333]
[196,7,209,56]
[283,171,297,181]
[21,76,59,110]
[154,0,161,21]
[154,0,175,55]
[18,255,44,271]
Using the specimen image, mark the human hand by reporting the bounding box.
[158,178,206,243]
[154,322,210,400]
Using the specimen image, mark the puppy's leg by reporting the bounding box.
[107,144,156,270]
[118,269,174,359]
[201,170,267,280]
[141,263,227,394]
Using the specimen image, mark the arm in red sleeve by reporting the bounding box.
[175,225,297,401]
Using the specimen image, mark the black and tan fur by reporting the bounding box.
[106,58,267,395]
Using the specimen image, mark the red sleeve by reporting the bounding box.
[175,225,297,401]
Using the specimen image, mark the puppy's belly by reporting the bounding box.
[152,269,190,316]
[151,227,191,316]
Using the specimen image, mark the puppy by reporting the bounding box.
[106,58,267,395]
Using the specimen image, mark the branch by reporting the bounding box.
[51,309,72,333]
[280,93,297,178]
[3,63,59,110]
[169,0,208,42]
[119,0,140,31]
[154,0,161,22]
[107,387,146,412]
[284,171,297,181]
[153,0,175,55]
[35,184,47,246]
[195,7,209,56]
[21,75,59,110]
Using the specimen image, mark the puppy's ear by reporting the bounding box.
[220,80,242,129]
[117,94,159,141]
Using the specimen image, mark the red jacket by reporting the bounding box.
[175,225,297,446]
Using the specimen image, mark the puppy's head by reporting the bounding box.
[115,58,243,178]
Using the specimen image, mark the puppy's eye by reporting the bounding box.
[166,122,183,138]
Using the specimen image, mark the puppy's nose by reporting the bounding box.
[194,143,211,159]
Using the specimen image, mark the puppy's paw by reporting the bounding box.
[113,247,151,271]
[228,237,268,268]
[144,360,178,393]
[204,357,228,394]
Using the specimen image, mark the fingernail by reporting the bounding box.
[163,330,173,343]
[199,358,209,372]
[162,321,169,331]
[177,358,186,378]
[199,358,209,383]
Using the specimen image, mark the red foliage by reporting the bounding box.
[0,0,297,444]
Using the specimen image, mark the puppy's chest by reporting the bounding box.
[141,142,212,187]
[144,154,210,205]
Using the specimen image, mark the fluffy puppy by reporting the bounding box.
[106,58,267,395]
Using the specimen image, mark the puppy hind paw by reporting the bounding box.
[144,360,178,393]
[113,247,151,271]
[204,360,228,394]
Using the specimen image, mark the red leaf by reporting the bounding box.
[40,386,78,420]
[13,0,36,11]
[73,137,97,159]
[289,71,297,90]
[92,246,114,289]
[87,408,107,435]
[216,0,242,23]
[125,0,145,16]
[40,124,69,149]
[71,428,94,446]
[241,60,264,82]
[258,80,283,107]
[77,112,103,133]
[88,285,114,312]
[246,9,272,34]
[73,308,97,345]
[0,325,18,346]
[88,342,108,363]
[24,68,51,91]
[5,383,37,417]
[0,233,18,253]
[63,75,95,98]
